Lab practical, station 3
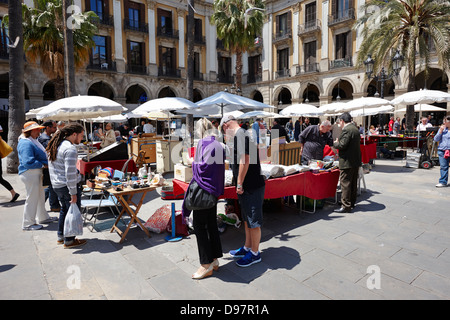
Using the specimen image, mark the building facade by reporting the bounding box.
[0,0,448,128]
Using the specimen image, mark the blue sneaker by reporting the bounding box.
[229,247,248,258]
[236,251,261,267]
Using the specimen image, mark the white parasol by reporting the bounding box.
[35,95,125,121]
[180,91,274,117]
[131,97,198,115]
[390,89,450,106]
[279,103,323,117]
[237,110,280,119]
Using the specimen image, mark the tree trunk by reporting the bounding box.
[185,0,195,145]
[6,1,25,174]
[405,39,417,131]
[54,77,66,100]
[63,0,76,96]
[235,47,243,91]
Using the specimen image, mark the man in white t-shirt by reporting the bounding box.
[143,121,155,133]
[417,116,432,131]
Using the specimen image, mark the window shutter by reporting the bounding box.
[104,0,110,15]
[287,11,292,33]
[346,31,352,59]
[85,0,90,11]
[106,36,112,65]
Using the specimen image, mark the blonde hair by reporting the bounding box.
[195,118,218,139]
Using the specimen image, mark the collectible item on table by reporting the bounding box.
[150,173,165,186]
[174,163,193,183]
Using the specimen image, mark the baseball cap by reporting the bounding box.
[220,114,236,127]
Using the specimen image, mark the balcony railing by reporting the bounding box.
[296,63,319,74]
[217,74,234,84]
[124,19,148,33]
[185,33,206,45]
[158,66,181,78]
[247,72,262,84]
[157,27,179,40]
[90,14,114,27]
[87,61,117,72]
[127,64,147,75]
[273,29,292,43]
[328,8,355,27]
[329,56,353,69]
[298,20,321,36]
[275,68,290,79]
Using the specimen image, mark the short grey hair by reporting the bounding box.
[321,120,332,127]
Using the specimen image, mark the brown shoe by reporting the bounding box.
[50,208,61,212]
[64,239,87,249]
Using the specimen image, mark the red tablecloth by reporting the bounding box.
[173,169,340,201]
[77,159,137,175]
[360,143,377,164]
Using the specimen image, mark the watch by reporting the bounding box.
[237,184,243,189]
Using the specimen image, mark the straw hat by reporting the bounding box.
[22,121,45,133]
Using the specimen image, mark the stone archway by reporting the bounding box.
[88,81,115,100]
[126,84,148,104]
[158,86,177,98]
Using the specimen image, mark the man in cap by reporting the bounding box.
[221,114,265,267]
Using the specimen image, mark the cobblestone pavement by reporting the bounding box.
[1,157,449,300]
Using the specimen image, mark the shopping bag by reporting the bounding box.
[64,203,84,237]
[166,210,189,237]
[0,139,13,158]
[144,204,171,233]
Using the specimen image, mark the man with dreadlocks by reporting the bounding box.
[46,123,87,249]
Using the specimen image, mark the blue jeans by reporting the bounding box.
[45,184,61,209]
[438,150,450,185]
[53,185,82,243]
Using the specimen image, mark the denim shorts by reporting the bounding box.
[238,185,265,228]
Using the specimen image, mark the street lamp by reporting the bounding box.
[364,49,403,131]
[364,49,404,98]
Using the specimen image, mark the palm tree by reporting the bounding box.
[4,0,98,100]
[5,0,24,173]
[211,0,265,90]
[355,0,450,129]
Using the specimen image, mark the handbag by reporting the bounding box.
[42,167,51,187]
[184,179,217,211]
[0,138,13,158]
[64,203,83,237]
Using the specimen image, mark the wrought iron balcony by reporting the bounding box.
[298,20,321,37]
[90,14,114,27]
[127,64,147,75]
[124,19,148,33]
[330,57,353,69]
[158,66,181,78]
[273,28,292,43]
[275,68,291,79]
[157,27,179,40]
[87,61,117,72]
[296,63,320,74]
[328,8,355,27]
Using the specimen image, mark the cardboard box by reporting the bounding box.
[174,163,193,182]
[405,152,421,168]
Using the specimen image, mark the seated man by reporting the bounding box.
[379,143,394,159]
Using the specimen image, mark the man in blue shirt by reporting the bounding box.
[434,116,450,187]
[251,118,262,144]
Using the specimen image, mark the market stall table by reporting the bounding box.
[108,185,156,243]
[173,169,340,211]
[77,158,137,176]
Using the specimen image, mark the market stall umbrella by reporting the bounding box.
[278,103,323,117]
[86,114,128,123]
[396,104,447,113]
[131,97,198,116]
[25,106,47,120]
[181,91,274,117]
[337,96,392,113]
[35,95,125,121]
[237,110,280,119]
[350,105,394,117]
[318,102,348,115]
[390,89,450,106]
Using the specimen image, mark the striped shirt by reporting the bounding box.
[48,140,81,195]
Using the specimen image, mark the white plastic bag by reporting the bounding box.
[64,203,83,237]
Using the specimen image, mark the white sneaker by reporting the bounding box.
[435,183,447,188]
[23,224,43,231]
